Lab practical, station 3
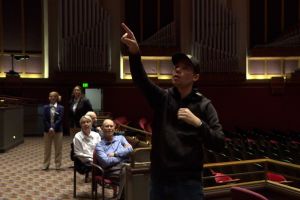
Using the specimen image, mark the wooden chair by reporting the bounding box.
[71,143,91,198]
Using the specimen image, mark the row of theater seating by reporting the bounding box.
[113,117,300,164]
[203,128,300,187]
[204,129,300,165]
[111,117,299,189]
[113,116,300,166]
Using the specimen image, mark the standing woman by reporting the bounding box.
[69,85,93,129]
[43,91,64,170]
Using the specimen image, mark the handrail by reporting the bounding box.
[204,158,300,170]
[130,147,151,168]
[127,151,300,196]
[204,180,266,191]
[267,159,300,169]
[118,123,152,136]
[129,150,300,170]
[203,159,300,196]
[0,95,40,105]
[266,180,300,193]
[204,158,268,168]
[0,96,20,101]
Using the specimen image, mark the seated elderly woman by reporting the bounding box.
[73,115,101,174]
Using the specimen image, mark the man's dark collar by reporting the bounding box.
[171,87,202,100]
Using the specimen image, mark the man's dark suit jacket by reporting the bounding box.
[43,104,64,132]
[69,97,93,128]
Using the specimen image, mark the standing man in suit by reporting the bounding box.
[42,91,64,170]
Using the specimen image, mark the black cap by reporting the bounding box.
[172,53,200,74]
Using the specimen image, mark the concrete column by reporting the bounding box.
[230,0,249,72]
[102,0,122,78]
[47,0,59,78]
[178,0,192,54]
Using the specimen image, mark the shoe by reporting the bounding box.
[42,166,49,170]
[55,163,62,170]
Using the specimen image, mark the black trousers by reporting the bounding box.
[74,158,91,174]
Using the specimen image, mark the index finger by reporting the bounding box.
[121,23,134,37]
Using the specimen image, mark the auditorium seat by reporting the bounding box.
[91,151,126,200]
[231,146,244,161]
[266,172,290,184]
[138,117,152,133]
[231,186,268,200]
[137,117,152,144]
[208,128,300,184]
[210,169,240,184]
[203,148,217,163]
[130,147,151,168]
[114,116,130,131]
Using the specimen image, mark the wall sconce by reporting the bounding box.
[6,54,30,78]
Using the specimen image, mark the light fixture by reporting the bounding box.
[14,55,30,61]
[6,54,30,77]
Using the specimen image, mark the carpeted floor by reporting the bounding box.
[0,136,111,200]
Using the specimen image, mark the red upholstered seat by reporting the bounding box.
[94,175,113,185]
[139,117,152,133]
[91,151,125,200]
[114,116,130,132]
[266,172,288,183]
[210,169,240,184]
[114,116,129,126]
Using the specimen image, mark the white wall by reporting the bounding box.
[85,88,102,112]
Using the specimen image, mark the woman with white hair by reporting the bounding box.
[73,115,101,174]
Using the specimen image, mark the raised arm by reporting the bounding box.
[121,23,166,108]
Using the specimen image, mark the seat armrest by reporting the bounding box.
[91,162,105,174]
[130,147,151,168]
